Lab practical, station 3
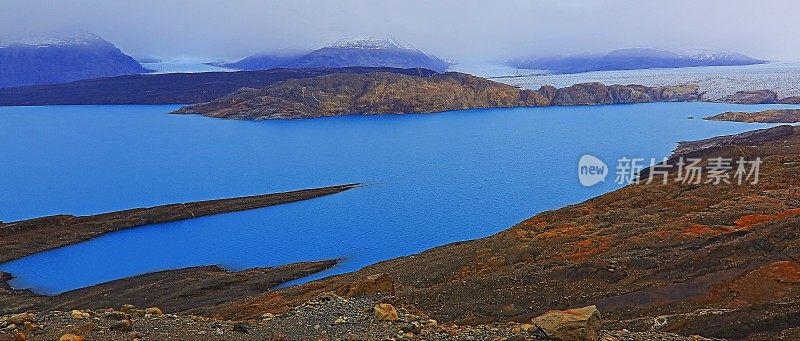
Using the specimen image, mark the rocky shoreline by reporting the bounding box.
[0,183,359,263]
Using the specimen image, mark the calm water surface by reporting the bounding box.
[0,103,793,294]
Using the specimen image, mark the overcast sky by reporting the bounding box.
[1,0,798,62]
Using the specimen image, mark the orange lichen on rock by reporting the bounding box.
[534,223,586,240]
[631,229,677,243]
[706,261,800,308]
[555,236,611,262]
[734,208,800,228]
[682,224,733,238]
[450,255,509,281]
[762,260,800,284]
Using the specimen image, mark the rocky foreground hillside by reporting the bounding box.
[202,125,800,340]
[0,296,705,341]
[172,72,701,119]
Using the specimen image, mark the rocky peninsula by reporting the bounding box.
[172,72,702,120]
[704,108,800,123]
[0,184,358,263]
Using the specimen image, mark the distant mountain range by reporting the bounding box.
[507,48,767,74]
[0,33,148,88]
[223,37,451,73]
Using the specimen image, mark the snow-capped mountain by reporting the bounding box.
[0,33,147,88]
[677,49,762,63]
[0,32,105,48]
[507,48,767,74]
[224,37,451,72]
[327,36,411,50]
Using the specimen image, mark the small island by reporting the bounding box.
[172,71,702,120]
[704,108,800,123]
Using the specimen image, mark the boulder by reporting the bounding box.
[59,335,84,341]
[76,322,97,334]
[233,323,249,334]
[109,319,133,332]
[144,307,163,316]
[531,305,602,341]
[6,313,34,325]
[119,304,136,314]
[335,274,396,297]
[373,303,399,322]
[102,311,129,320]
[22,322,39,331]
[70,310,89,319]
[269,333,287,341]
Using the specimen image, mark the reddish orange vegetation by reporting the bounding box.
[630,229,677,244]
[534,223,586,240]
[520,216,546,228]
[705,261,800,308]
[762,260,800,284]
[682,224,733,238]
[734,208,800,228]
[450,254,509,281]
[554,236,611,262]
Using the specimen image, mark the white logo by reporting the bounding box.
[578,154,608,187]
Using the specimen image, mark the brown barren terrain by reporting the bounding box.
[209,126,800,340]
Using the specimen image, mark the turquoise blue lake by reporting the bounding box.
[0,103,793,294]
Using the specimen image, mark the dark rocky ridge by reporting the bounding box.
[209,126,800,340]
[704,109,800,123]
[0,261,338,316]
[0,184,358,263]
[0,67,437,106]
[173,72,702,120]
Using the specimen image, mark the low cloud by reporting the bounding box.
[0,0,797,62]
